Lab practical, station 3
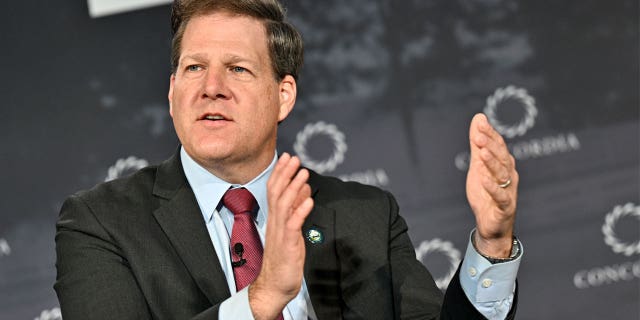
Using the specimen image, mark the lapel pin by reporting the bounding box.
[306,227,324,244]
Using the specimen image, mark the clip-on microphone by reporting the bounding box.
[231,242,246,267]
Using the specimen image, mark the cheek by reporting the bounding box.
[169,89,191,120]
[169,102,190,135]
[253,104,279,127]
[259,87,282,118]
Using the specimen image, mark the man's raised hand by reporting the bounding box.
[249,153,313,320]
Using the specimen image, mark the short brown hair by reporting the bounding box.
[170,0,304,81]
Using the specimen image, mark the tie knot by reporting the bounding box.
[222,188,258,216]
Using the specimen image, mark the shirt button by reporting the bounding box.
[482,279,493,288]
[468,267,477,277]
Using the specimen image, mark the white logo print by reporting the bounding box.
[293,121,348,174]
[455,85,580,171]
[572,202,640,289]
[483,85,538,138]
[105,156,149,182]
[293,121,389,187]
[602,202,640,256]
[34,307,62,320]
[415,239,461,290]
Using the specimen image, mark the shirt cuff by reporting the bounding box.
[219,286,255,320]
[459,229,522,303]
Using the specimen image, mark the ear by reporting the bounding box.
[168,74,176,117]
[277,75,297,122]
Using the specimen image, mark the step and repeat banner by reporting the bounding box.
[1,0,638,319]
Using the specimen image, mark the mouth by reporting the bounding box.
[199,113,230,122]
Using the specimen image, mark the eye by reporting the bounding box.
[186,65,202,72]
[231,66,247,73]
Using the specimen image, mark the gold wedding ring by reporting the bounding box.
[498,178,512,188]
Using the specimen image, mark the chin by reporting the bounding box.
[185,140,234,162]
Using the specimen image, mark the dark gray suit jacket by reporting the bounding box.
[55,152,517,319]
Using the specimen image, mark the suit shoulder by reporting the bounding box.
[307,171,401,236]
[69,164,160,208]
[307,170,392,204]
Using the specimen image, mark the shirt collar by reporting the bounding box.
[180,147,276,226]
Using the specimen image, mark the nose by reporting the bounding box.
[202,68,231,100]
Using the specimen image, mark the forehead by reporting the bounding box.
[181,11,269,62]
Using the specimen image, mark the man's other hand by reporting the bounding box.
[466,113,519,258]
[249,153,314,319]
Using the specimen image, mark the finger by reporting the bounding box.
[277,168,310,217]
[469,114,484,151]
[292,183,312,209]
[471,114,500,147]
[469,113,491,145]
[475,115,515,161]
[469,133,509,177]
[289,197,314,230]
[471,115,518,176]
[474,113,500,142]
[479,148,511,184]
[279,156,302,187]
[267,154,299,229]
[278,171,312,236]
[269,152,291,191]
[469,114,491,162]
[473,119,506,153]
[481,175,512,210]
[267,154,300,200]
[481,137,512,169]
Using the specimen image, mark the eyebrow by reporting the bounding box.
[180,53,260,69]
[180,53,208,64]
[223,54,260,68]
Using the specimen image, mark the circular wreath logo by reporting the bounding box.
[293,121,348,174]
[602,202,640,256]
[105,156,149,182]
[415,239,461,290]
[483,85,538,139]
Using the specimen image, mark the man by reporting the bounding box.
[55,0,522,319]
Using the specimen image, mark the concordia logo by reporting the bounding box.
[105,156,149,182]
[414,239,461,290]
[484,86,537,139]
[573,202,640,289]
[455,85,581,171]
[293,121,389,187]
[603,203,640,256]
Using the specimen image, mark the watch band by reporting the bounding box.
[471,230,521,264]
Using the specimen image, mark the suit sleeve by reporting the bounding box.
[54,194,222,320]
[440,267,518,320]
[386,191,443,319]
[385,191,518,320]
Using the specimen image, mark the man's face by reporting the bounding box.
[169,12,296,182]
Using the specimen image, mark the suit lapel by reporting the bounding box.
[303,180,343,319]
[149,157,350,314]
[152,153,231,306]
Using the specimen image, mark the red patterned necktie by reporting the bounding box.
[223,188,263,291]
[222,188,285,320]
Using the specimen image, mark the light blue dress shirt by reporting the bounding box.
[180,147,521,320]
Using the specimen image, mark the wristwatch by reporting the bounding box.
[472,230,521,264]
